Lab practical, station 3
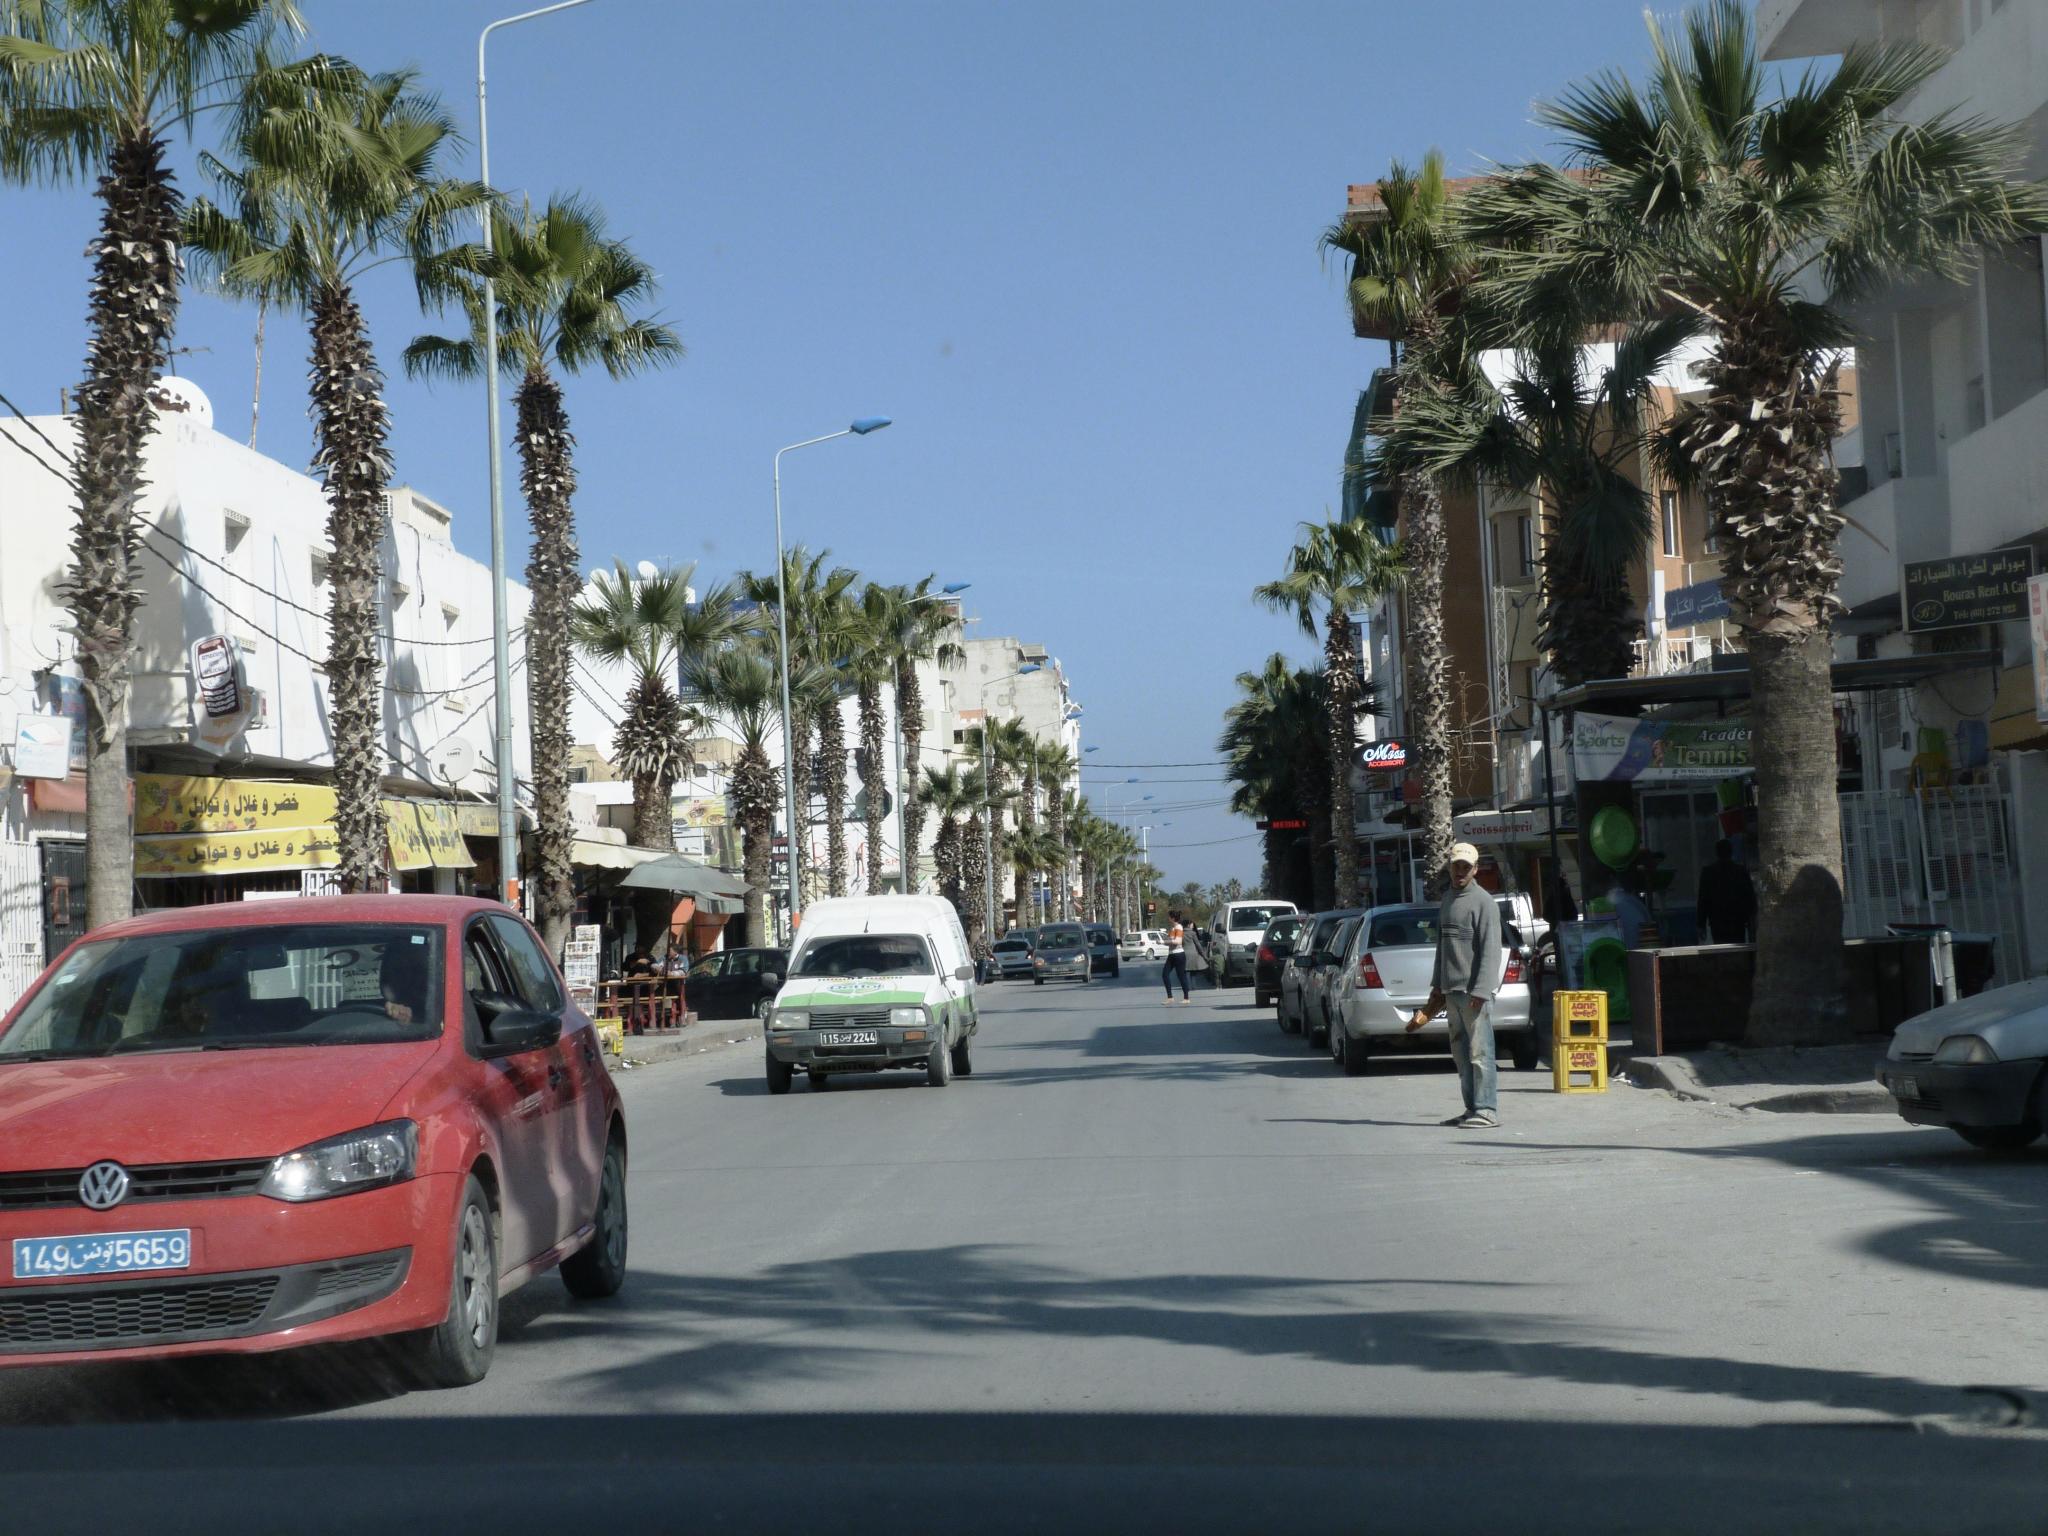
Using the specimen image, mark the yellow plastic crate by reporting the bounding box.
[1551,989,1609,1044]
[1553,1034,1609,1094]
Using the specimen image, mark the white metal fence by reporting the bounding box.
[0,841,45,1016]
[1840,786,2025,983]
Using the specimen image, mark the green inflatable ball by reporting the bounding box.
[1589,806,1640,871]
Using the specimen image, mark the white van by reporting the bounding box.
[762,895,979,1094]
[1205,898,1300,986]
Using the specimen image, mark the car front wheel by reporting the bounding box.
[1509,1030,1541,1071]
[561,1134,628,1299]
[927,1037,954,1087]
[403,1175,498,1388]
[766,1051,794,1095]
[1956,1122,2041,1152]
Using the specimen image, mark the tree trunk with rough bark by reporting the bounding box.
[960,812,988,953]
[1324,611,1361,906]
[1405,475,1454,899]
[732,746,776,947]
[308,281,394,894]
[818,699,849,897]
[516,367,579,956]
[895,662,926,891]
[858,679,886,894]
[74,133,182,930]
[1013,760,1037,930]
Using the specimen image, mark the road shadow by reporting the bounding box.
[0,1339,421,1425]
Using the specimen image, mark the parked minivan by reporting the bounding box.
[763,896,979,1093]
[1206,899,1299,987]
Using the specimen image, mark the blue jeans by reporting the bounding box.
[1446,992,1497,1115]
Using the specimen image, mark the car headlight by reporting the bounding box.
[1933,1034,1999,1064]
[889,1006,926,1028]
[260,1120,417,1203]
[770,1010,806,1031]
[1034,956,1046,967]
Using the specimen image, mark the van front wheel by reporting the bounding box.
[927,1038,954,1087]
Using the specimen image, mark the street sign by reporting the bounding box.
[1255,818,1308,831]
[1663,579,1731,631]
[1358,739,1407,772]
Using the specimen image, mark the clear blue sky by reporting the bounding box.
[0,0,1669,886]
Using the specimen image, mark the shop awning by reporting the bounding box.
[568,838,668,872]
[1546,649,2001,713]
[615,852,751,900]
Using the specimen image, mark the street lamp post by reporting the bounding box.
[772,418,891,936]
[477,0,594,906]
[892,583,969,893]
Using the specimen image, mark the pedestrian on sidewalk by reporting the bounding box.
[1409,842,1504,1129]
[1162,911,1193,1004]
[1696,838,1757,944]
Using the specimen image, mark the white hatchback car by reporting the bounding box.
[1325,903,1539,1074]
[1118,931,1164,962]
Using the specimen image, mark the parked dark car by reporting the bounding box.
[1281,909,1364,1044]
[1085,924,1120,976]
[1254,914,1306,1008]
[687,946,788,1021]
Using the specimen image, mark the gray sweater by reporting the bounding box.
[1432,882,1505,1000]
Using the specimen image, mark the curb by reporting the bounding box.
[1620,1057,1715,1103]
[1743,1087,1895,1115]
[1624,1055,1894,1114]
[607,1019,763,1074]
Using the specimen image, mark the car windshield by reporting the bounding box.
[1039,926,1085,948]
[0,923,444,1060]
[791,934,933,977]
[1368,911,1441,949]
[1228,905,1288,931]
[1265,918,1303,943]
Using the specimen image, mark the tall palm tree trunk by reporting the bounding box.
[75,132,182,929]
[858,681,886,894]
[786,701,813,904]
[733,749,776,947]
[960,812,988,952]
[1324,611,1361,906]
[818,702,849,897]
[895,662,926,891]
[1405,477,1454,898]
[1692,323,1849,1044]
[308,281,394,894]
[934,814,962,912]
[1013,763,1037,929]
[1047,798,1068,919]
[516,366,580,955]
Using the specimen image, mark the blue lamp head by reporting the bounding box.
[941,582,970,594]
[850,417,892,435]
[1142,794,1155,802]
[1124,776,1140,784]
[1017,663,1042,675]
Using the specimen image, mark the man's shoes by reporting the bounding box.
[1440,1114,1469,1126]
[1452,1111,1499,1129]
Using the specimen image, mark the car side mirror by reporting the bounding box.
[759,971,781,990]
[479,1004,561,1058]
[954,964,976,982]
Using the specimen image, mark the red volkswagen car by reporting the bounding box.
[0,895,627,1386]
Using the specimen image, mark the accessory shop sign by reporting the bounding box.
[1572,712,1751,784]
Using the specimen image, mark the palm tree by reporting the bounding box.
[1253,517,1403,907]
[0,0,308,926]
[408,194,681,951]
[918,762,978,921]
[1036,741,1078,917]
[890,579,964,893]
[965,717,1030,933]
[1007,825,1060,930]
[1323,149,1469,896]
[187,66,484,892]
[1220,655,1333,910]
[686,646,782,947]
[848,583,901,895]
[1010,736,1046,932]
[1463,0,2046,1042]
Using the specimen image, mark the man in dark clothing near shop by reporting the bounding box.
[1696,839,1757,944]
[1409,842,1505,1129]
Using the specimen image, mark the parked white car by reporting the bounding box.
[1876,978,2048,1151]
[1325,903,1539,1074]
[1119,930,1165,962]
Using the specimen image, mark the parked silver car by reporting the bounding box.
[1300,916,1362,1049]
[1876,977,2048,1151]
[1326,904,1538,1074]
[1277,909,1362,1037]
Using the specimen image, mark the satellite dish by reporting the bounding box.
[428,736,478,785]
[635,559,659,581]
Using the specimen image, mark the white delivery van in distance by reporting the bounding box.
[762,895,980,1094]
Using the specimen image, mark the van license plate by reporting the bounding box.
[820,1030,879,1046]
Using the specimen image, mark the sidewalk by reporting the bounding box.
[604,1015,763,1074]
[1623,1042,1892,1114]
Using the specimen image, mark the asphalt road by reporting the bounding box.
[7,964,2048,1433]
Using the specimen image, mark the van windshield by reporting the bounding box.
[1228,905,1289,931]
[792,934,934,978]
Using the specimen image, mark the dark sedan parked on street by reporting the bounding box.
[687,947,788,1021]
[1254,914,1306,1009]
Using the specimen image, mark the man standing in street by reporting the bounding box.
[1696,838,1757,945]
[1162,910,1193,1004]
[1410,842,1505,1129]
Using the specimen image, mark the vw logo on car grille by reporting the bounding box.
[78,1161,130,1211]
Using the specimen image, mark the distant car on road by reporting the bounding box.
[1877,978,2048,1151]
[1254,914,1306,1009]
[687,946,788,1021]
[1085,924,1120,977]
[1205,900,1299,987]
[991,934,1037,980]
[0,895,627,1385]
[1119,931,1164,962]
[1033,923,1091,985]
[1326,903,1538,1074]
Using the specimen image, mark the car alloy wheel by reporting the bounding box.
[562,1135,628,1299]
[403,1175,498,1388]
[457,1202,495,1349]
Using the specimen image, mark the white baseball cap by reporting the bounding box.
[1449,842,1480,868]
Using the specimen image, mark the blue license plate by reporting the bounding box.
[12,1229,192,1279]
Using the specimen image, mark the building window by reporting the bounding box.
[1516,515,1534,577]
[1660,492,1679,558]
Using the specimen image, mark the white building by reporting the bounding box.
[1763,0,2048,979]
[0,380,533,1006]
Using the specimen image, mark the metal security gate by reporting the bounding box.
[0,841,44,1016]
[1840,787,2026,984]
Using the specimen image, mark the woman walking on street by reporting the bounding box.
[1162,911,1193,1004]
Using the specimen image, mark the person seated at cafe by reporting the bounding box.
[623,947,660,980]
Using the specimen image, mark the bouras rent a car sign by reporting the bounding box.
[1904,546,2035,632]
[1571,712,1751,784]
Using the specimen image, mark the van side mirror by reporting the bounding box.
[954,964,976,982]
